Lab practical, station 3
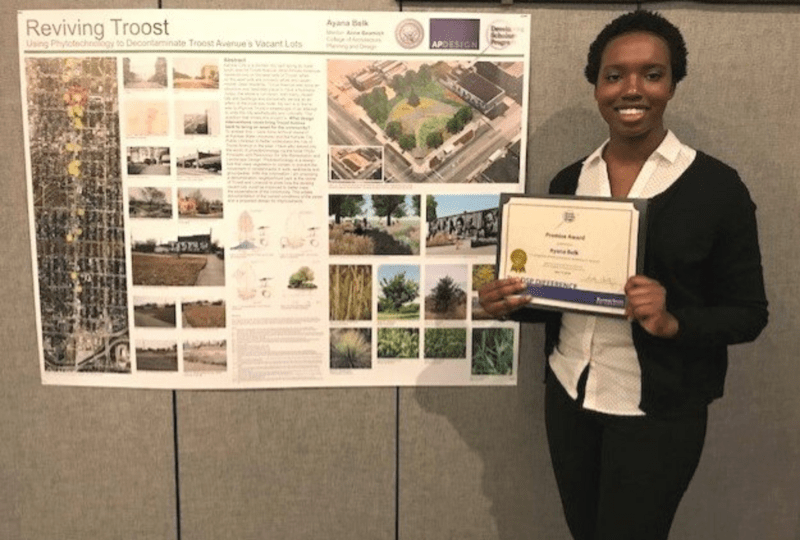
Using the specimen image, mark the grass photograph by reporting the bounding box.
[182,298,226,328]
[329,265,372,321]
[424,265,468,320]
[377,265,420,320]
[330,328,372,369]
[131,222,225,286]
[377,328,419,359]
[183,339,227,372]
[133,297,176,327]
[424,327,467,359]
[471,327,514,375]
[132,253,209,286]
[136,340,178,371]
[329,194,420,256]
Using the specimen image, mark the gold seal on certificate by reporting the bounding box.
[497,194,648,316]
[509,249,527,272]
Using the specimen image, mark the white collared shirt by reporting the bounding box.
[548,131,697,415]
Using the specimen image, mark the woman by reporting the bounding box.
[479,11,768,540]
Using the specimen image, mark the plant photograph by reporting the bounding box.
[424,265,468,320]
[424,327,466,359]
[377,328,419,359]
[329,265,372,321]
[472,264,496,291]
[377,265,420,320]
[471,265,497,320]
[330,328,372,369]
[471,327,514,375]
[329,194,420,255]
[288,266,318,290]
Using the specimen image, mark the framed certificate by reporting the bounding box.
[497,194,648,316]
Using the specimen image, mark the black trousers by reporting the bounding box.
[545,370,708,540]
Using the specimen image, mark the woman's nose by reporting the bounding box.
[623,75,642,97]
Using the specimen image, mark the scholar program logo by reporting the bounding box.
[395,19,424,49]
[487,20,518,50]
[429,18,480,50]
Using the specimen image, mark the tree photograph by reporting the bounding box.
[424,264,468,320]
[128,187,172,218]
[377,265,420,320]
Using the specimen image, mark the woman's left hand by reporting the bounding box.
[624,275,680,338]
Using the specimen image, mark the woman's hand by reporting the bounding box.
[624,275,679,338]
[478,278,531,319]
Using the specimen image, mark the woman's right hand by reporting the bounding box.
[478,278,531,319]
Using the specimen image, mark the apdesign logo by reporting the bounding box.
[395,19,424,49]
[429,19,480,50]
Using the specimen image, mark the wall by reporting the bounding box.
[2,1,798,539]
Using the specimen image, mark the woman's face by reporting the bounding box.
[594,31,674,143]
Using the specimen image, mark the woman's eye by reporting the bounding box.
[646,71,663,81]
[605,73,620,82]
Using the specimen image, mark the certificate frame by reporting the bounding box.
[496,193,648,316]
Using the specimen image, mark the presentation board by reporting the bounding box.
[19,10,530,388]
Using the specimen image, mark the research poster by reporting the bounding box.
[18,10,530,388]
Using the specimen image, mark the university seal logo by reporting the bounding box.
[395,19,424,49]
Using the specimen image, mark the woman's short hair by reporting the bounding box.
[584,10,688,86]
